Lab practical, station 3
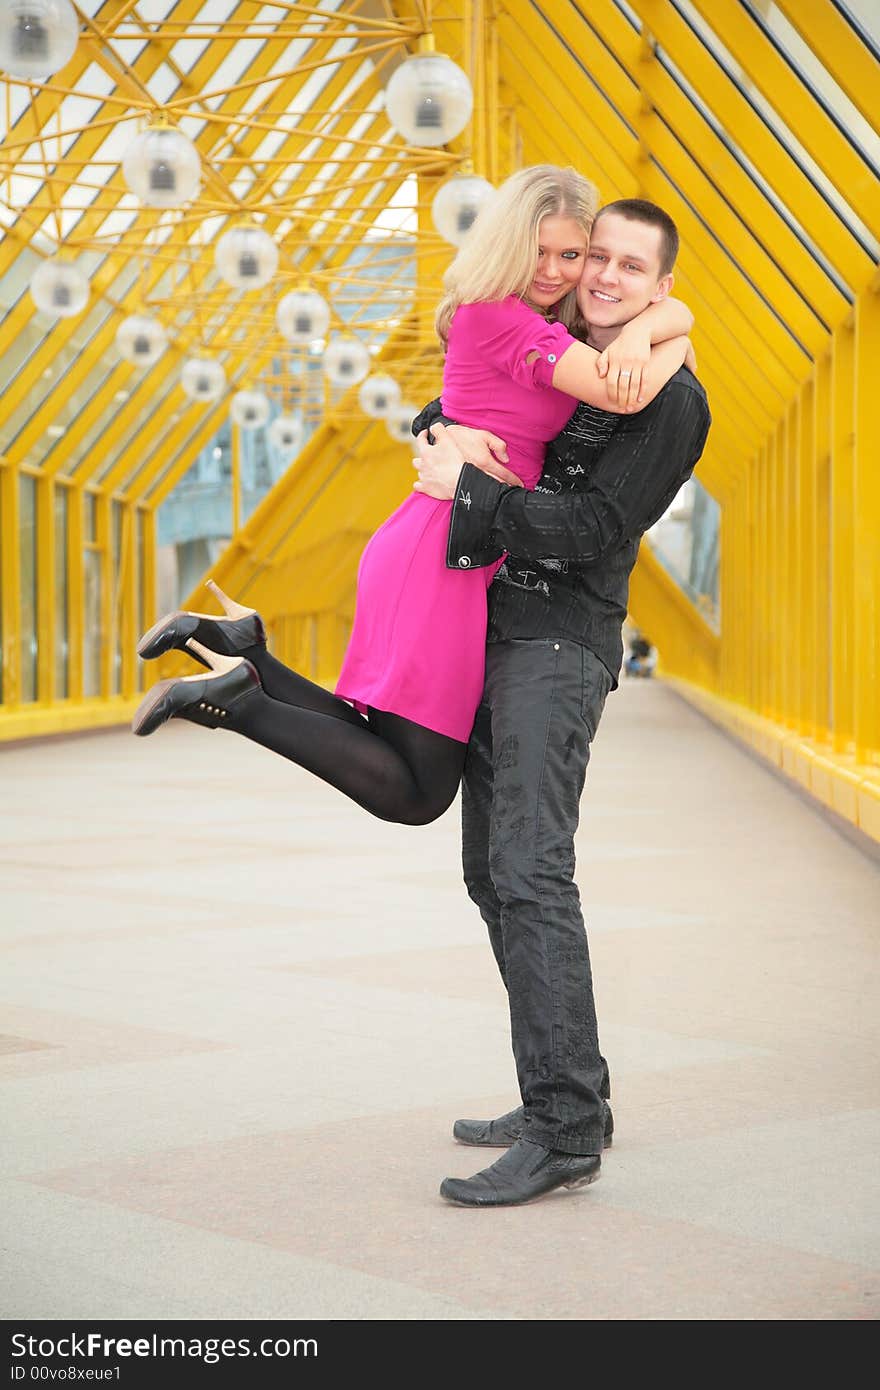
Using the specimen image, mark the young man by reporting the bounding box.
[412,200,711,1207]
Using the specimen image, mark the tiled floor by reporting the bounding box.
[2,681,878,1320]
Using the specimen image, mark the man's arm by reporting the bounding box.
[425,379,710,570]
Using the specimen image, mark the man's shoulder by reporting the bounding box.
[655,366,709,412]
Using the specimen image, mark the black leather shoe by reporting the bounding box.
[138,580,265,666]
[454,1100,614,1149]
[131,647,261,736]
[440,1139,601,1208]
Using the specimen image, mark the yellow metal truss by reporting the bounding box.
[0,0,878,845]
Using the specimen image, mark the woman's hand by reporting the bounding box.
[595,320,652,408]
[444,423,510,468]
[413,423,523,500]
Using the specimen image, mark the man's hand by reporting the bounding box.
[413,422,523,500]
[595,320,652,408]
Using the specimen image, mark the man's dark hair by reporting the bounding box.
[592,198,679,276]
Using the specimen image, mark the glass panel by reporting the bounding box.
[646,478,721,628]
[90,373,183,486]
[83,546,102,699]
[83,492,101,696]
[112,500,122,696]
[135,508,144,692]
[19,473,37,702]
[55,485,68,699]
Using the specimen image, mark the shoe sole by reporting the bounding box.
[441,1169,601,1208]
[131,679,179,736]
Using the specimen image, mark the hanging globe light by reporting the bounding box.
[268,414,304,455]
[0,0,79,80]
[30,258,88,317]
[359,373,402,418]
[230,389,271,430]
[432,173,494,246]
[181,357,225,402]
[115,313,167,367]
[215,225,279,291]
[385,51,473,148]
[122,125,201,208]
[323,335,370,387]
[276,288,330,345]
[386,403,418,444]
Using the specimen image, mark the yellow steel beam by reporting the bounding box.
[687,0,879,236]
[540,0,836,346]
[829,317,855,753]
[795,379,815,738]
[773,0,880,130]
[11,58,407,484]
[498,14,807,403]
[0,5,406,447]
[812,349,831,742]
[853,282,880,762]
[627,0,874,290]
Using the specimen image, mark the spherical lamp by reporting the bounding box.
[432,173,494,245]
[0,0,78,80]
[181,357,225,402]
[268,414,304,455]
[215,226,279,291]
[323,335,370,387]
[30,258,88,317]
[386,403,418,444]
[122,125,201,208]
[385,52,473,148]
[230,390,271,430]
[276,288,330,345]
[115,313,167,367]
[359,373,401,418]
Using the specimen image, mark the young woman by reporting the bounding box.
[133,166,693,824]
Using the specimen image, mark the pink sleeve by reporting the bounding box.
[453,297,578,389]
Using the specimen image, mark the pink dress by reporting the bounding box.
[335,297,579,740]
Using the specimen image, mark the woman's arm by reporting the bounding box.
[551,334,691,414]
[597,297,694,405]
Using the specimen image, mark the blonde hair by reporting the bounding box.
[435,164,598,347]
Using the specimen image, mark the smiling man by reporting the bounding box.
[412,198,711,1208]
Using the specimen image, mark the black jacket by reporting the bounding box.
[412,367,710,683]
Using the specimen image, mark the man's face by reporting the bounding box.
[577,212,673,329]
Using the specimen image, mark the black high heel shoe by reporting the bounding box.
[137,579,266,666]
[131,640,261,737]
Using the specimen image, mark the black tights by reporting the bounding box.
[226,647,467,825]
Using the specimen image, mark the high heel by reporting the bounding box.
[131,640,261,737]
[137,579,266,665]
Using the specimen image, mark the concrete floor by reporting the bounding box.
[2,680,878,1321]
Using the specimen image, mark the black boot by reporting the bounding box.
[440,1139,601,1207]
[132,642,261,736]
[138,579,265,666]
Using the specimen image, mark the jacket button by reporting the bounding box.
[458,555,471,568]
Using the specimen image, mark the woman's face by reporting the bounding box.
[528,215,588,309]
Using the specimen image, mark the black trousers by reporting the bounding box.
[461,639,613,1156]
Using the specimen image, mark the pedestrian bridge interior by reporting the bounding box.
[1,0,878,1320]
[1,0,878,844]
